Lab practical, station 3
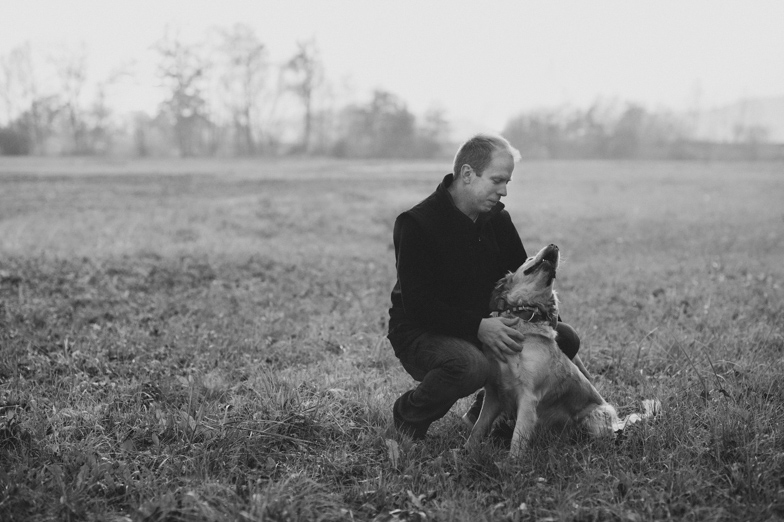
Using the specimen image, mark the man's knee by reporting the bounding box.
[400,333,490,396]
[555,322,580,360]
[442,344,490,395]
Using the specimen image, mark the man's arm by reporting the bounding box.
[478,316,524,361]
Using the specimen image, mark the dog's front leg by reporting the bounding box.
[465,387,502,449]
[509,395,538,458]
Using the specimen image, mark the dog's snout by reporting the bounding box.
[543,244,559,264]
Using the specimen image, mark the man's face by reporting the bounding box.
[466,150,514,216]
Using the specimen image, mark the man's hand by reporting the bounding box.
[477,316,524,363]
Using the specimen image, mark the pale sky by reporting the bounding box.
[2,0,783,134]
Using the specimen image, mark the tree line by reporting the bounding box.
[0,26,449,158]
[1,25,780,160]
[502,100,781,161]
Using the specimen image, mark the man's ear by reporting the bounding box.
[459,164,473,182]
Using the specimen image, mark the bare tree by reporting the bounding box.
[417,106,450,157]
[0,43,57,154]
[0,44,33,125]
[285,39,323,153]
[154,30,211,156]
[335,90,418,158]
[217,24,268,155]
[0,54,14,126]
[86,82,112,154]
[85,65,132,155]
[52,44,89,154]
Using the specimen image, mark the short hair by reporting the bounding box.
[453,133,521,176]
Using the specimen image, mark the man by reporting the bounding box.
[387,133,587,440]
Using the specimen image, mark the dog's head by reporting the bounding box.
[490,244,560,325]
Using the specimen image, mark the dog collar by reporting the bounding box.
[502,304,557,329]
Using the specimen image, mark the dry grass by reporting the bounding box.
[1,157,783,521]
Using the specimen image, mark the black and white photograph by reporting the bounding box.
[1,1,782,520]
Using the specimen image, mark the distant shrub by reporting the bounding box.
[0,127,31,155]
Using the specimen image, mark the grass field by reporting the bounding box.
[1,156,783,521]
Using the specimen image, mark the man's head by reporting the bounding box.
[453,134,521,178]
[449,134,521,220]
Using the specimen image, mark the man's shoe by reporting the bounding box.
[572,354,593,382]
[461,390,485,428]
[392,399,429,441]
[394,414,428,441]
[461,411,477,428]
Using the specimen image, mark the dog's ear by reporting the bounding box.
[490,296,507,312]
[489,273,513,311]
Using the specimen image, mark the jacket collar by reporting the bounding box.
[437,173,505,223]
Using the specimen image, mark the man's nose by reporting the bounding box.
[498,185,507,196]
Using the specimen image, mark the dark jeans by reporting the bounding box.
[391,322,580,438]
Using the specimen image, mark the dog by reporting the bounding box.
[465,244,659,457]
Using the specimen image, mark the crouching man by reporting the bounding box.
[387,133,587,440]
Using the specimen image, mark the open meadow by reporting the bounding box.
[0,156,783,521]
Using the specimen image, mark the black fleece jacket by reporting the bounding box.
[388,174,528,352]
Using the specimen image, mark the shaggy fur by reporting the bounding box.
[465,244,659,457]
